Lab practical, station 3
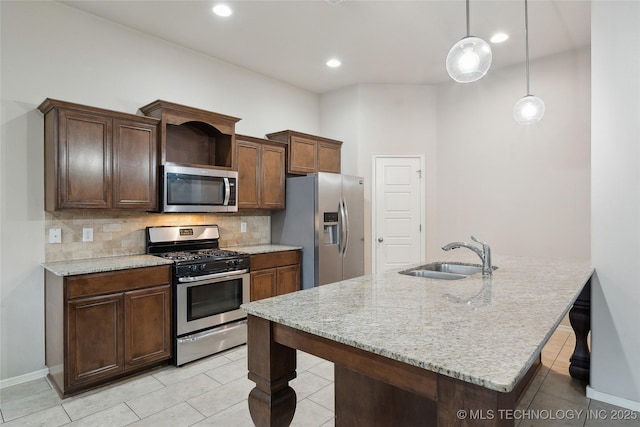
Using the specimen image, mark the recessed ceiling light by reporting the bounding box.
[490,32,509,43]
[212,4,232,17]
[326,58,341,68]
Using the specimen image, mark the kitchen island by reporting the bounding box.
[241,255,593,427]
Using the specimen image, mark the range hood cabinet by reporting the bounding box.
[140,100,241,171]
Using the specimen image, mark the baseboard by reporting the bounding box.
[587,386,640,411]
[0,368,49,389]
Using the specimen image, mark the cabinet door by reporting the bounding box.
[237,140,261,209]
[112,118,158,210]
[67,294,124,388]
[261,144,285,209]
[276,264,301,296]
[288,135,317,174]
[58,109,112,208]
[250,269,277,301]
[124,285,171,368]
[318,141,341,173]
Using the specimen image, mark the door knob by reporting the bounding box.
[378,237,384,242]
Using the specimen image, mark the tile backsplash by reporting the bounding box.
[45,210,270,262]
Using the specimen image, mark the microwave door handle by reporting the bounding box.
[223,177,230,206]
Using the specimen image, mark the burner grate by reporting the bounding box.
[160,249,241,262]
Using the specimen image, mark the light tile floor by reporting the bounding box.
[0,328,638,426]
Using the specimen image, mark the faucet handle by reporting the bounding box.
[471,235,489,248]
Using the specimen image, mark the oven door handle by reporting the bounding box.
[177,269,249,283]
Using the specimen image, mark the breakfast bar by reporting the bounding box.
[242,255,593,427]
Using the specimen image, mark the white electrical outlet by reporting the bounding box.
[49,228,61,244]
[241,222,247,233]
[82,227,94,242]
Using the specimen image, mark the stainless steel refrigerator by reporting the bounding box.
[271,173,365,289]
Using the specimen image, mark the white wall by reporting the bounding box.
[320,84,439,273]
[319,85,360,177]
[321,48,591,272]
[0,1,320,382]
[436,48,591,259]
[590,1,640,408]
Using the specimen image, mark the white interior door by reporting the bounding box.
[373,156,424,273]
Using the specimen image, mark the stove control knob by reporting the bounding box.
[226,260,234,266]
[190,265,198,272]
[200,264,206,270]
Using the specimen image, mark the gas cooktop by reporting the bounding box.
[158,249,242,262]
[146,225,249,277]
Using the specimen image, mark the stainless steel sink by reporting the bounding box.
[398,262,496,280]
[420,262,483,275]
[400,270,467,280]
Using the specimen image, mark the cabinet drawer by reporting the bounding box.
[250,250,301,271]
[67,266,172,299]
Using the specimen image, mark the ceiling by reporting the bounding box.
[59,0,591,94]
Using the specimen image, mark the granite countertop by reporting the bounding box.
[241,254,594,393]
[42,255,174,276]
[228,244,302,255]
[42,244,301,276]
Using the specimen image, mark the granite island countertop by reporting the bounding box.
[42,255,174,276]
[241,254,593,393]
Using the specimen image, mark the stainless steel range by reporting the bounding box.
[146,225,249,366]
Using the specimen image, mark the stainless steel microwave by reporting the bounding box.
[162,164,238,213]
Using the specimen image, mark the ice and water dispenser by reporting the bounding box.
[323,212,339,245]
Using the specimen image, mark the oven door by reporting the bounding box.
[176,269,249,336]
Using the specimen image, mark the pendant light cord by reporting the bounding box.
[466,0,470,37]
[525,0,531,95]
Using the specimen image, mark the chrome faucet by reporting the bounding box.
[441,235,492,276]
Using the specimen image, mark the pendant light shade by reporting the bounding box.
[446,37,492,83]
[446,0,492,83]
[513,0,544,124]
[513,95,545,124]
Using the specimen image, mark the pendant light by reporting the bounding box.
[513,0,545,124]
[446,0,492,83]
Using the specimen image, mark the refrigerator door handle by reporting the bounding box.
[341,199,350,256]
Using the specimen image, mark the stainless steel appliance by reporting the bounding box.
[271,173,364,289]
[146,225,249,366]
[162,164,238,213]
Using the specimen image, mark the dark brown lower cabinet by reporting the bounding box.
[67,294,125,387]
[250,268,278,301]
[125,286,172,368]
[249,250,301,301]
[45,265,172,397]
[276,264,301,295]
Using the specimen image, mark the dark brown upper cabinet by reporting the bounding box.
[38,99,159,211]
[236,134,286,210]
[139,100,240,170]
[266,130,342,175]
